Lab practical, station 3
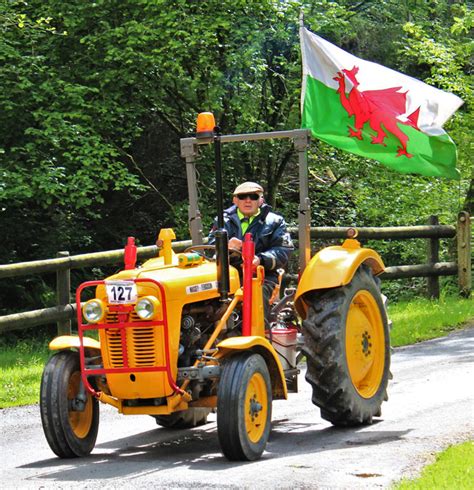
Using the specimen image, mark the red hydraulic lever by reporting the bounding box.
[242,232,254,336]
[124,236,137,270]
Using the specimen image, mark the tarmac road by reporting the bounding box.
[1,326,473,489]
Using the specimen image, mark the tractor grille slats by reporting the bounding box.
[103,312,160,368]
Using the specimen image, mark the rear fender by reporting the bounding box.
[215,336,287,400]
[294,240,384,319]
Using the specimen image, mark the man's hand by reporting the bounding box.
[228,238,259,266]
[228,237,243,250]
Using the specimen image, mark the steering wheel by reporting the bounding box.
[183,244,242,261]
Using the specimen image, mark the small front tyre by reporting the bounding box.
[40,350,99,458]
[217,353,272,461]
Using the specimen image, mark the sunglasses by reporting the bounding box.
[236,193,260,201]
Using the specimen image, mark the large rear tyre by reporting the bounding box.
[154,408,211,428]
[40,351,99,458]
[302,265,390,426]
[217,353,272,461]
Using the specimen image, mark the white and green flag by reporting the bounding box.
[300,26,463,179]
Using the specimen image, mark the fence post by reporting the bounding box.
[457,211,471,297]
[56,251,71,335]
[427,215,440,299]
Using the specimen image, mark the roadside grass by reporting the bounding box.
[0,338,50,408]
[393,441,474,489]
[388,296,474,347]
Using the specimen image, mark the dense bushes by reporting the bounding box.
[1,1,472,312]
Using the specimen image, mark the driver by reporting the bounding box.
[208,182,294,311]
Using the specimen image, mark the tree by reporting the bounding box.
[0,0,471,311]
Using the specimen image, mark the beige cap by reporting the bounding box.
[233,181,264,195]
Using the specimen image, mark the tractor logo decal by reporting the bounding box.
[186,281,218,294]
[333,65,421,158]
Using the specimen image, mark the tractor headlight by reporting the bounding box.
[83,299,106,324]
[135,296,160,320]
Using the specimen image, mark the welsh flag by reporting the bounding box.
[300,26,463,179]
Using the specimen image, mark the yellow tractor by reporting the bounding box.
[40,115,391,461]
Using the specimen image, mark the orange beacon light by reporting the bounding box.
[196,112,216,138]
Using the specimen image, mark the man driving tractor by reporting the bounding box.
[208,181,294,313]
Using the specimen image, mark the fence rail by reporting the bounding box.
[0,240,193,280]
[0,212,470,335]
[287,224,457,240]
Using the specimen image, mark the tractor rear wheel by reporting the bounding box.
[217,352,272,461]
[154,408,211,428]
[40,350,99,457]
[302,265,390,426]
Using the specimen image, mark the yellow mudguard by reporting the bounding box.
[49,335,101,351]
[294,239,385,319]
[216,336,288,400]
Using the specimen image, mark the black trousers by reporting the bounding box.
[262,280,276,320]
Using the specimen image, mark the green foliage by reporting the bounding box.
[0,0,472,314]
[394,441,474,489]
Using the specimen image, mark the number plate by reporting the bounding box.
[105,280,137,304]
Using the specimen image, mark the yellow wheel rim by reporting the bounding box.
[245,372,268,443]
[345,290,385,398]
[68,372,93,438]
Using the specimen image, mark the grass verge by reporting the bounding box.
[393,441,474,489]
[0,338,50,408]
[388,295,474,347]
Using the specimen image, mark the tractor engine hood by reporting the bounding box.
[97,257,241,306]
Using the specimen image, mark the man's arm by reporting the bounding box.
[256,217,294,272]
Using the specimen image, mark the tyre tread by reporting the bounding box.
[302,265,391,426]
[217,353,272,461]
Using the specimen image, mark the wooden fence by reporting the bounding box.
[0,212,470,335]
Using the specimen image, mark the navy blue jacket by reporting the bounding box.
[208,203,294,283]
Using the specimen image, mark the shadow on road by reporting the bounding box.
[19,418,413,483]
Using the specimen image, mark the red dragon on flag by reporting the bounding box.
[333,66,421,158]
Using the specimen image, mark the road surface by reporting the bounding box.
[1,327,473,489]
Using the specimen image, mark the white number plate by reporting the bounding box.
[105,281,137,304]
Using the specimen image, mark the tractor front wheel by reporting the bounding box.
[217,353,272,461]
[302,265,390,426]
[40,350,99,458]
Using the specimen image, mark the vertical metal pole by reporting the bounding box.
[56,251,71,335]
[427,215,440,299]
[214,129,225,229]
[242,233,255,336]
[294,130,311,273]
[213,127,231,300]
[181,138,203,244]
[457,211,471,297]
